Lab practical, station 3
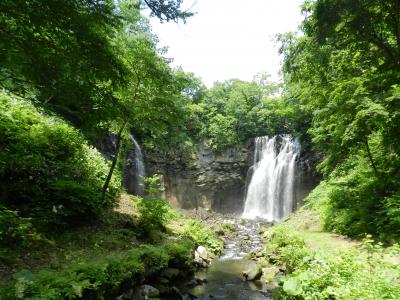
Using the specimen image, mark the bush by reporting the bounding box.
[307,154,400,242]
[181,220,223,254]
[0,206,35,247]
[0,91,121,227]
[136,198,177,240]
[266,225,400,299]
[0,241,196,299]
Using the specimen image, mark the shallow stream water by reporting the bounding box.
[182,219,273,300]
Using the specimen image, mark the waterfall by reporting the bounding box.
[124,135,146,196]
[242,135,300,221]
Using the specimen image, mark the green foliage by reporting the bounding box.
[0,92,121,226]
[279,0,400,240]
[181,220,223,254]
[214,223,236,236]
[0,0,126,124]
[266,226,309,273]
[306,153,400,242]
[1,241,194,300]
[144,174,165,195]
[142,0,194,22]
[185,77,303,151]
[136,198,177,240]
[267,225,400,300]
[0,206,35,247]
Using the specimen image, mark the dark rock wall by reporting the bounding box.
[97,132,321,215]
[295,149,322,209]
[145,140,254,214]
[146,139,320,215]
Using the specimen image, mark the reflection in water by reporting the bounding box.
[188,259,271,300]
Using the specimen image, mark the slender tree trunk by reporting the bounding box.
[364,137,379,177]
[102,78,141,201]
[101,120,128,202]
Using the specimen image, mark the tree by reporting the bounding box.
[101,6,190,199]
[279,0,400,239]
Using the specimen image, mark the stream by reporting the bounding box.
[181,219,274,300]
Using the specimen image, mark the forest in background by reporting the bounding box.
[0,0,399,298]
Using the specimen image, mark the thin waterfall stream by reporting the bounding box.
[124,135,146,196]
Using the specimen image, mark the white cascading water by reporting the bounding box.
[130,135,146,195]
[242,135,300,221]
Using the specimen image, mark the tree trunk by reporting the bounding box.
[101,120,128,202]
[364,137,379,177]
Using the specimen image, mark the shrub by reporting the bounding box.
[307,154,400,242]
[0,91,121,227]
[266,225,400,299]
[0,206,35,247]
[181,220,223,254]
[136,198,177,240]
[1,241,196,300]
[214,222,235,236]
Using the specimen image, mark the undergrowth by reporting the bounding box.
[0,91,121,231]
[0,195,221,299]
[265,225,400,299]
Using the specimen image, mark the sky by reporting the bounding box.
[149,0,304,87]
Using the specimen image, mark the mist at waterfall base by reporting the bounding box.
[242,135,300,222]
[123,135,146,196]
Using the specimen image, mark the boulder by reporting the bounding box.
[196,246,208,260]
[261,266,279,282]
[193,246,210,268]
[160,268,180,279]
[134,285,159,299]
[186,279,199,288]
[242,265,262,281]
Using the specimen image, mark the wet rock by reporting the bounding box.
[116,288,133,300]
[186,279,199,288]
[160,268,180,279]
[196,246,208,260]
[261,266,280,282]
[133,285,159,299]
[156,277,169,284]
[194,246,210,268]
[154,284,170,295]
[242,265,262,281]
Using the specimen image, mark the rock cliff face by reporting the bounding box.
[145,141,254,214]
[96,132,320,215]
[145,140,320,214]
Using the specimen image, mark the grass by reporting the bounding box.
[263,205,400,299]
[280,207,360,252]
[277,206,400,264]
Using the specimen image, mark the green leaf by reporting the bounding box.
[283,277,303,296]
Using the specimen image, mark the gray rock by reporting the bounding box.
[160,268,180,279]
[242,265,262,281]
[261,266,279,282]
[186,279,199,288]
[138,285,159,298]
[196,246,208,260]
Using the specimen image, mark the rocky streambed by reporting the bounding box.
[179,216,277,300]
[118,210,281,300]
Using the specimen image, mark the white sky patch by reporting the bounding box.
[149,0,304,87]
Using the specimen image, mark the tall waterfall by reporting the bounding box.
[242,135,300,221]
[124,135,146,196]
